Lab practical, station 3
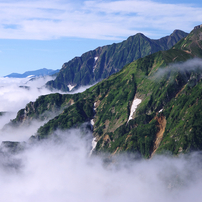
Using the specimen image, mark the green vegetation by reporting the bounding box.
[12,93,74,124]
[157,77,202,154]
[174,27,202,58]
[95,114,157,158]
[10,27,202,158]
[37,99,94,139]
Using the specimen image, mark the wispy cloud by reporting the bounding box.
[0,0,201,40]
[153,58,202,80]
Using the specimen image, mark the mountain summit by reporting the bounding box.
[46,30,188,91]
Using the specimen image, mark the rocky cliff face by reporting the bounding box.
[46,30,188,91]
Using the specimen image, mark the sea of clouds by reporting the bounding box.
[0,75,202,202]
[0,129,202,202]
[0,76,94,142]
[0,76,59,142]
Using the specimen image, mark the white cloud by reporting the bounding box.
[0,76,54,112]
[0,128,202,202]
[0,0,201,40]
[0,76,57,142]
[153,58,202,79]
[0,76,96,141]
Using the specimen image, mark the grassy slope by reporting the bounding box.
[174,27,202,58]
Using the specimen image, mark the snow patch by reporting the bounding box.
[93,57,99,73]
[89,102,97,155]
[90,119,94,126]
[89,137,97,156]
[90,102,96,129]
[128,98,142,123]
[93,102,96,110]
[68,84,75,91]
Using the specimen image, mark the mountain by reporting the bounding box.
[5,68,60,78]
[174,27,202,57]
[46,30,188,91]
[9,26,202,158]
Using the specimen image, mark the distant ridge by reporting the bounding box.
[5,68,59,78]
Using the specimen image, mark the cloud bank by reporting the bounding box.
[0,76,54,112]
[0,0,201,40]
[0,76,96,142]
[0,76,59,142]
[0,128,202,202]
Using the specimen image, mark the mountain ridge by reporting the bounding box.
[5,68,60,78]
[46,30,188,91]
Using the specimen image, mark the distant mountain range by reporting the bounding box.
[46,30,188,91]
[5,68,60,78]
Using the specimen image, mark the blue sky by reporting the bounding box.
[0,0,202,76]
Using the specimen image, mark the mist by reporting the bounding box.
[0,76,95,142]
[153,58,202,80]
[0,128,201,202]
[0,76,96,112]
[0,76,55,112]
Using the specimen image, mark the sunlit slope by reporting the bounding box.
[11,27,202,158]
[46,30,188,91]
[174,26,202,57]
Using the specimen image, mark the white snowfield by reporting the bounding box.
[93,57,99,72]
[89,137,97,156]
[90,119,94,126]
[128,98,142,123]
[90,102,96,127]
[68,84,75,91]
[93,102,96,109]
[89,102,97,156]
